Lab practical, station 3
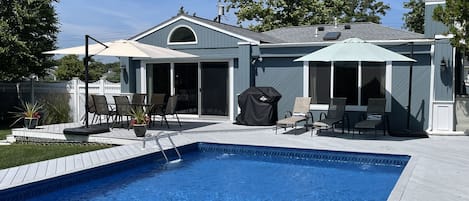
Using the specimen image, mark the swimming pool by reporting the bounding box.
[2,143,409,201]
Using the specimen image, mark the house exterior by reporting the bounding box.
[120,0,464,134]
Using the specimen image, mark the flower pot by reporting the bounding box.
[133,124,147,137]
[24,118,39,129]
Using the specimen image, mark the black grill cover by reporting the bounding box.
[236,87,282,126]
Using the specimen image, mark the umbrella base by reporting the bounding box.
[63,125,110,135]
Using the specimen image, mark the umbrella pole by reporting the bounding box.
[84,35,90,128]
[406,42,414,130]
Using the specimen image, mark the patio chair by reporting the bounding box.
[81,95,97,124]
[313,97,349,134]
[147,93,166,126]
[131,93,146,111]
[156,95,181,128]
[275,97,313,134]
[354,98,387,137]
[92,95,116,125]
[113,96,133,128]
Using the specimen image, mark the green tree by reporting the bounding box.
[104,62,120,83]
[224,0,390,32]
[55,55,106,81]
[55,55,84,81]
[0,0,59,81]
[433,0,469,57]
[403,0,425,34]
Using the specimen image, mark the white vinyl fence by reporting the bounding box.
[1,77,121,123]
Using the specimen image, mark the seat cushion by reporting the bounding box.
[277,116,306,126]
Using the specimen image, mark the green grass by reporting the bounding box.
[0,143,113,170]
[0,129,10,140]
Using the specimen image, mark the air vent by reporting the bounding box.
[344,24,351,29]
[323,32,341,40]
[317,26,325,31]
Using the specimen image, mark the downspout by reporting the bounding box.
[406,42,414,130]
[426,43,436,133]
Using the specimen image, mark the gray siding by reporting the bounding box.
[234,44,252,119]
[254,57,304,120]
[433,39,454,101]
[391,54,432,132]
[424,3,449,38]
[120,57,136,93]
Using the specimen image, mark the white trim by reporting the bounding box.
[167,25,198,45]
[140,61,147,93]
[170,63,175,96]
[229,59,234,121]
[197,62,202,116]
[427,44,436,132]
[386,61,392,112]
[132,15,260,44]
[358,61,362,106]
[303,61,309,97]
[435,34,454,39]
[330,62,334,99]
[425,1,445,5]
[452,47,456,102]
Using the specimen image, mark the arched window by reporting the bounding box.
[168,26,197,44]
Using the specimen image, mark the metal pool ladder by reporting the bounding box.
[154,132,182,163]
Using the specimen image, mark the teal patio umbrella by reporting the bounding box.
[295,38,415,62]
[295,38,416,131]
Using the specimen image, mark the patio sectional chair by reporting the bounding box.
[312,97,349,134]
[354,98,387,137]
[275,97,313,134]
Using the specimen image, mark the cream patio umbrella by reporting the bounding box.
[44,35,198,129]
[295,38,416,131]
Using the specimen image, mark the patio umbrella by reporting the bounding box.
[44,39,198,59]
[295,38,416,131]
[44,35,198,129]
[294,38,415,62]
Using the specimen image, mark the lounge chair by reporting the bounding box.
[354,98,387,136]
[313,97,349,134]
[276,97,313,134]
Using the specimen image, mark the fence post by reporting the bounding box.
[72,77,80,122]
[100,77,105,95]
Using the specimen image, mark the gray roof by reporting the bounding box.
[132,15,425,44]
[263,22,425,43]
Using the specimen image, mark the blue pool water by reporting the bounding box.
[19,143,408,201]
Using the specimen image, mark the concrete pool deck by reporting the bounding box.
[3,121,469,201]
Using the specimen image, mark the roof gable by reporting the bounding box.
[130,14,283,44]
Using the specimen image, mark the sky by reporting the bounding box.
[54,0,408,63]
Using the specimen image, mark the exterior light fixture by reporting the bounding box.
[440,57,447,71]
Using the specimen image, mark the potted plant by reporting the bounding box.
[10,101,43,129]
[130,108,150,137]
